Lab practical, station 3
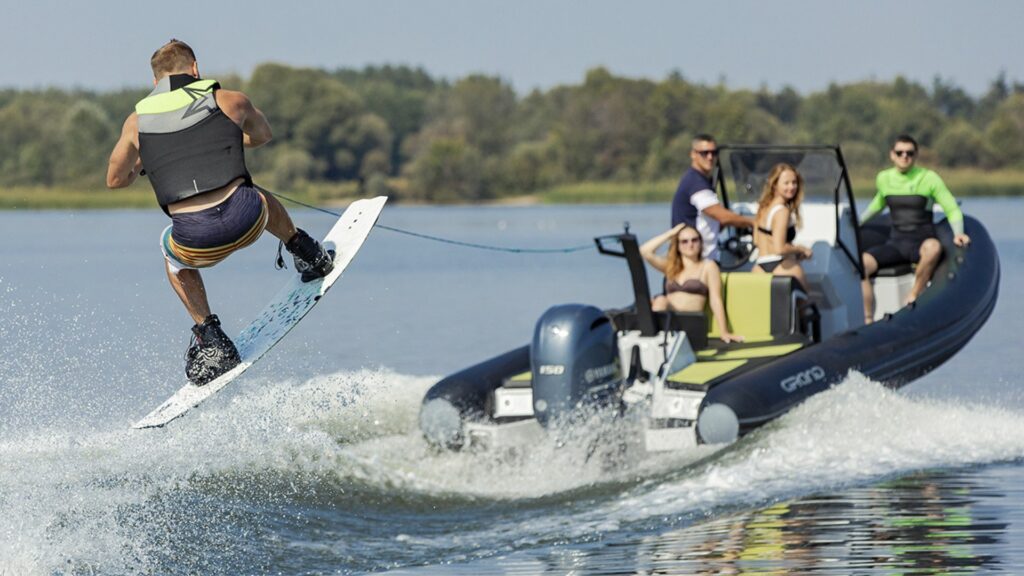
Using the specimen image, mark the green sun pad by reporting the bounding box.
[667,359,749,385]
[697,342,804,360]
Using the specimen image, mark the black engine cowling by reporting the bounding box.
[530,304,621,428]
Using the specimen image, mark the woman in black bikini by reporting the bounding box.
[752,163,813,290]
[640,223,743,343]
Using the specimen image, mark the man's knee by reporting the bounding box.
[862,253,879,277]
[919,238,942,261]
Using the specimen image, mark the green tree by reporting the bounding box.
[706,91,784,144]
[263,145,323,190]
[406,137,483,202]
[975,72,1010,126]
[246,64,388,181]
[333,65,442,172]
[799,83,885,147]
[437,74,518,157]
[984,94,1024,167]
[931,76,974,119]
[648,72,709,143]
[934,120,992,167]
[756,85,801,124]
[552,68,659,180]
[60,101,115,183]
[0,95,66,185]
[502,137,565,192]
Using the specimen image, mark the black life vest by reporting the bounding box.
[136,75,250,214]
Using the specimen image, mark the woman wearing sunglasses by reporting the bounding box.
[640,224,743,343]
[752,163,812,291]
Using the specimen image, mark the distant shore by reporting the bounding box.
[2,168,1022,210]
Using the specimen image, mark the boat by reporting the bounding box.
[419,145,1001,453]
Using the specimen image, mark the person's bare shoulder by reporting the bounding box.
[214,89,253,124]
[120,112,140,147]
[772,205,791,223]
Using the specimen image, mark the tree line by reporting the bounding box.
[1,64,1022,202]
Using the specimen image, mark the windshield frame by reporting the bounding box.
[711,144,865,277]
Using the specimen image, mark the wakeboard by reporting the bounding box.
[132,195,387,429]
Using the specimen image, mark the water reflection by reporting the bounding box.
[403,468,1013,575]
[627,470,1006,574]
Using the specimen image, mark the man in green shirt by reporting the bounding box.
[860,135,971,323]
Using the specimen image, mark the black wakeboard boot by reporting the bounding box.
[185,314,241,386]
[285,228,335,282]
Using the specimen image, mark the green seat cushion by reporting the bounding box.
[667,359,748,385]
[697,342,804,360]
[707,272,773,340]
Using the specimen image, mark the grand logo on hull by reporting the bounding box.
[780,365,826,393]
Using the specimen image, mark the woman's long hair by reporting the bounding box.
[756,163,804,229]
[665,226,702,280]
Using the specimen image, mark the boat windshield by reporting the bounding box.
[714,145,862,273]
[717,146,849,204]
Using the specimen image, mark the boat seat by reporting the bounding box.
[503,371,533,388]
[669,273,813,387]
[666,334,807,387]
[707,273,809,340]
[876,263,914,277]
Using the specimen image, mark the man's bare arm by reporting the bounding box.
[107,114,142,189]
[704,204,755,229]
[216,89,272,148]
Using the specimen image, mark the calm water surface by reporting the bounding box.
[0,199,1021,575]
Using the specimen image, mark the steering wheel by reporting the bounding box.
[718,228,754,271]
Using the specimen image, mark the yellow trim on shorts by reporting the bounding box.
[166,192,269,268]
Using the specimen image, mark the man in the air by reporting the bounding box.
[107,39,334,385]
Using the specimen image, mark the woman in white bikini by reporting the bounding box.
[753,163,812,290]
[640,223,743,343]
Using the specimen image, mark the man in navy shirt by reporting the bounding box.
[671,134,753,260]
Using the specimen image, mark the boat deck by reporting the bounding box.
[502,335,810,391]
[665,335,808,389]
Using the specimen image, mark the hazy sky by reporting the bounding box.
[3,0,1022,95]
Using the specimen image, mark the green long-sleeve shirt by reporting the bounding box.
[861,166,964,236]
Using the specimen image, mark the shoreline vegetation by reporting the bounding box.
[2,63,1022,207]
[2,167,1023,210]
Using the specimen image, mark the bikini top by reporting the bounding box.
[758,203,796,243]
[666,278,709,297]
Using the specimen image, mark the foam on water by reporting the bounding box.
[2,369,1023,574]
[396,372,1024,555]
[0,368,425,574]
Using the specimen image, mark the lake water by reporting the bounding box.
[0,199,1021,575]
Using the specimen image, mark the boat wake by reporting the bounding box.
[1,369,1022,574]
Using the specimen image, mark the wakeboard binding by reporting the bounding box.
[185,314,241,386]
[285,228,335,282]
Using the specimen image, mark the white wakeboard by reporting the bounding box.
[133,195,387,429]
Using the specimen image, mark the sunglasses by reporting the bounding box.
[693,149,718,158]
[678,237,701,245]
[893,150,916,158]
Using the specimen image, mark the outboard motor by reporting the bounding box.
[530,304,620,428]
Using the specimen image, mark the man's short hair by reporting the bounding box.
[893,134,918,151]
[150,39,196,78]
[692,133,716,149]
